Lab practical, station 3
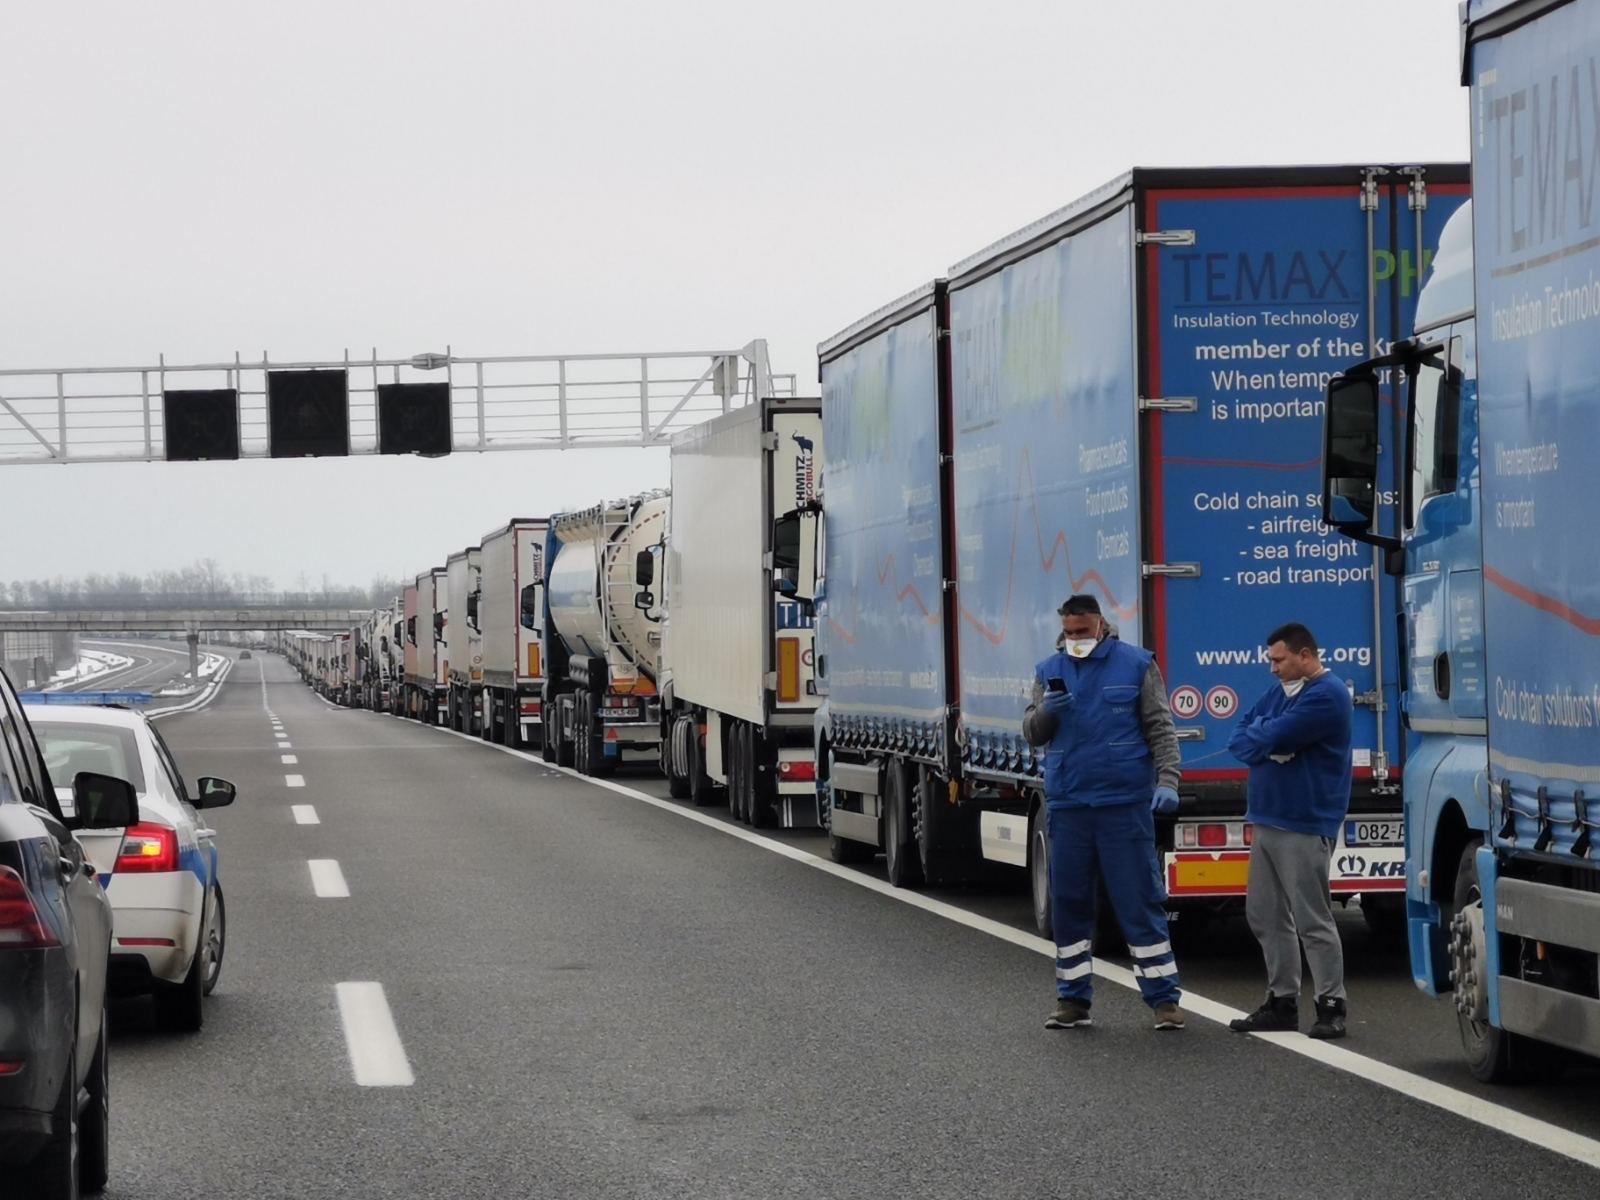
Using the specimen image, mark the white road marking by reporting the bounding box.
[291,804,320,825]
[278,741,293,749]
[308,859,349,897]
[285,774,306,788]
[282,754,299,764]
[427,722,1600,1172]
[335,982,414,1087]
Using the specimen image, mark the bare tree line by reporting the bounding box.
[0,558,406,610]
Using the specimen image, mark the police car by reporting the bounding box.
[23,703,236,1032]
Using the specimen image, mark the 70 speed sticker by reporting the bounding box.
[1170,685,1203,719]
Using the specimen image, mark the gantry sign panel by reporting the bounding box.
[0,342,789,464]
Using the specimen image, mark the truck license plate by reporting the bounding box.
[1344,819,1402,847]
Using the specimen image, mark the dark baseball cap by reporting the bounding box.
[1057,593,1103,617]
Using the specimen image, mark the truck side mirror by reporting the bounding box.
[434,613,445,641]
[467,591,481,632]
[520,584,540,631]
[1322,372,1383,530]
[772,508,820,606]
[635,549,655,587]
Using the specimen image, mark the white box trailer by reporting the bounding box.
[405,567,448,724]
[445,546,484,733]
[478,517,549,748]
[658,396,823,828]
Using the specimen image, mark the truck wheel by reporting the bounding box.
[1029,803,1052,938]
[883,761,922,888]
[1450,839,1535,1083]
[913,767,977,887]
[728,723,745,821]
[748,728,776,829]
[557,700,576,768]
[666,716,690,799]
[687,719,720,807]
[1361,893,1406,943]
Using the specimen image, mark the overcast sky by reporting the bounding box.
[0,0,1469,590]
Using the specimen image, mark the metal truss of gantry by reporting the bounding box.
[0,340,792,465]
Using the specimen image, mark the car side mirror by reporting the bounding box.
[69,772,139,830]
[195,776,237,809]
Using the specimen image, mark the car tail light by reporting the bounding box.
[0,1061,23,1076]
[116,823,178,874]
[1196,823,1228,849]
[0,865,60,949]
[776,637,801,704]
[117,936,176,947]
[777,759,816,783]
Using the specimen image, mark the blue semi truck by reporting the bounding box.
[814,165,1467,935]
[1322,0,1600,1081]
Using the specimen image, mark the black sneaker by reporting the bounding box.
[1308,996,1347,1040]
[1045,998,1092,1029]
[1228,992,1299,1033]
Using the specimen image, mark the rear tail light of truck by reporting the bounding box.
[777,637,801,704]
[116,823,179,874]
[1176,821,1250,850]
[520,699,542,716]
[0,865,60,949]
[777,760,816,783]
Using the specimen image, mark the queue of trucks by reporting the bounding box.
[281,3,1600,1080]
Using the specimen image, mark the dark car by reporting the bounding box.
[0,666,137,1198]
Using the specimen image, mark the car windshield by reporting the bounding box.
[33,721,146,793]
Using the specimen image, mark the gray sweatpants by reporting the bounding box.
[1245,825,1346,1002]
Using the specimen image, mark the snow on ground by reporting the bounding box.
[42,647,135,691]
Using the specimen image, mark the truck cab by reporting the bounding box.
[1322,199,1527,1079]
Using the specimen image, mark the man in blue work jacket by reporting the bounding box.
[1226,621,1353,1040]
[1023,593,1184,1032]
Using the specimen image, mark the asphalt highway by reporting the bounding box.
[97,651,1600,1198]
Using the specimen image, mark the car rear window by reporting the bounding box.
[33,722,145,792]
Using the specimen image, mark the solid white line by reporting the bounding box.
[424,721,1600,1172]
[335,982,414,1087]
[282,754,299,765]
[285,774,306,788]
[291,804,320,825]
[308,859,348,897]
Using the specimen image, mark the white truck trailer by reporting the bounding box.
[445,546,484,734]
[405,567,448,724]
[541,492,669,776]
[478,517,549,749]
[657,397,824,827]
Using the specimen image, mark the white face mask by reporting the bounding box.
[1065,638,1097,659]
[1281,677,1307,698]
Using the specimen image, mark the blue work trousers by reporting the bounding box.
[1048,800,1180,1008]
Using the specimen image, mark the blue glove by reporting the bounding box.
[1152,786,1180,814]
[1041,688,1073,713]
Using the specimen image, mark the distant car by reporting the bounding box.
[26,704,236,1032]
[239,650,252,660]
[0,667,137,1198]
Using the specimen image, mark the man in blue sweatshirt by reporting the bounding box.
[1225,622,1353,1040]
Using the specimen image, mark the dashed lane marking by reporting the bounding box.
[308,859,349,898]
[291,805,320,825]
[335,982,414,1087]
[286,774,306,788]
[282,755,299,765]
